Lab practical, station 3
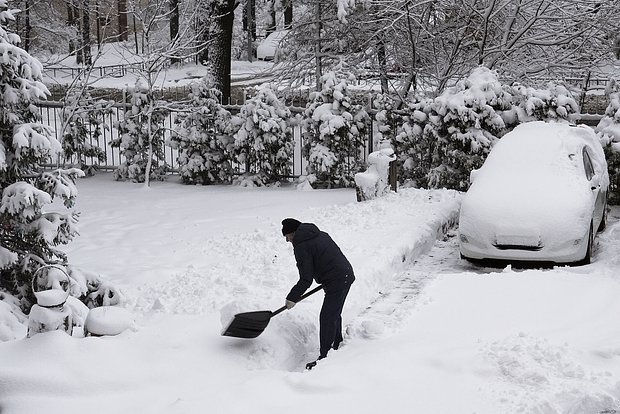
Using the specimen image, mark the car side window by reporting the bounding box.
[582,148,595,181]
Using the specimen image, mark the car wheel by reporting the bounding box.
[579,224,594,265]
[598,202,608,232]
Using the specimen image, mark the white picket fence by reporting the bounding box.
[38,101,376,177]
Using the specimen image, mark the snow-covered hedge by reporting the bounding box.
[232,86,294,186]
[302,63,370,188]
[111,80,169,183]
[390,66,582,192]
[61,86,113,175]
[168,75,235,185]
[596,78,620,204]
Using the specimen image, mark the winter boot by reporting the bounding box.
[305,355,325,370]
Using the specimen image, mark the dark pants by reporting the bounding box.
[319,283,351,358]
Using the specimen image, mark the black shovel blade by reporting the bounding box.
[221,310,274,338]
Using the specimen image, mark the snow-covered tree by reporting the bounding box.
[509,82,579,124]
[168,75,235,185]
[61,86,113,175]
[392,97,433,187]
[372,93,401,148]
[426,66,512,191]
[596,78,620,204]
[0,1,84,308]
[302,64,370,188]
[232,85,294,186]
[111,80,169,184]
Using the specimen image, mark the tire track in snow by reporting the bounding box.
[347,207,620,340]
[346,228,496,339]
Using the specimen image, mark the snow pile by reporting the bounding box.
[354,148,396,201]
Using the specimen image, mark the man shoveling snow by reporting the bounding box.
[281,218,355,370]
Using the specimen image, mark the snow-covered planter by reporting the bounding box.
[354,148,396,201]
[301,63,370,188]
[27,265,74,337]
[168,75,235,185]
[84,306,133,337]
[27,302,74,337]
[232,86,294,186]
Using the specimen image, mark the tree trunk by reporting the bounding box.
[118,0,128,41]
[314,1,322,91]
[284,0,292,29]
[23,0,31,52]
[95,1,101,49]
[377,39,388,94]
[211,0,236,103]
[67,1,79,55]
[266,0,275,35]
[245,0,256,39]
[169,0,180,64]
[81,0,92,65]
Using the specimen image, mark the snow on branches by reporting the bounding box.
[168,75,234,185]
[426,66,512,190]
[596,78,620,204]
[111,80,169,183]
[61,87,113,175]
[302,63,369,188]
[0,3,87,311]
[232,86,293,186]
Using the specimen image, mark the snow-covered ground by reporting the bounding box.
[1,174,620,413]
[40,42,277,90]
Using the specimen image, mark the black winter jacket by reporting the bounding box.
[286,223,355,302]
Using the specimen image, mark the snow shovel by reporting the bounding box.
[221,285,323,339]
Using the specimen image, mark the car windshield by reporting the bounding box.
[481,132,576,178]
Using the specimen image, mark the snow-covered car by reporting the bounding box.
[459,121,609,265]
[256,30,289,61]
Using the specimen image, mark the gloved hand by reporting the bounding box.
[285,300,296,310]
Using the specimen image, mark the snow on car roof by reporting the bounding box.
[477,121,608,187]
[464,121,607,236]
[483,121,601,171]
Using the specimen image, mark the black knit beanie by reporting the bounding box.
[281,218,301,236]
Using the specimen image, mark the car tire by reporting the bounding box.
[598,202,608,232]
[579,224,594,266]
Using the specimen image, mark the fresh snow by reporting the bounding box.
[1,174,620,413]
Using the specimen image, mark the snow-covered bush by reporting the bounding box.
[168,75,235,185]
[232,85,294,186]
[0,2,84,310]
[61,86,113,175]
[509,82,579,124]
[372,93,402,148]
[301,63,370,188]
[596,78,620,204]
[392,97,434,187]
[426,66,512,191]
[111,80,169,183]
[354,148,396,201]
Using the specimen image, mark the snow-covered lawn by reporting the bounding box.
[1,174,620,413]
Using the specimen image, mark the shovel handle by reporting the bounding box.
[272,285,323,317]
